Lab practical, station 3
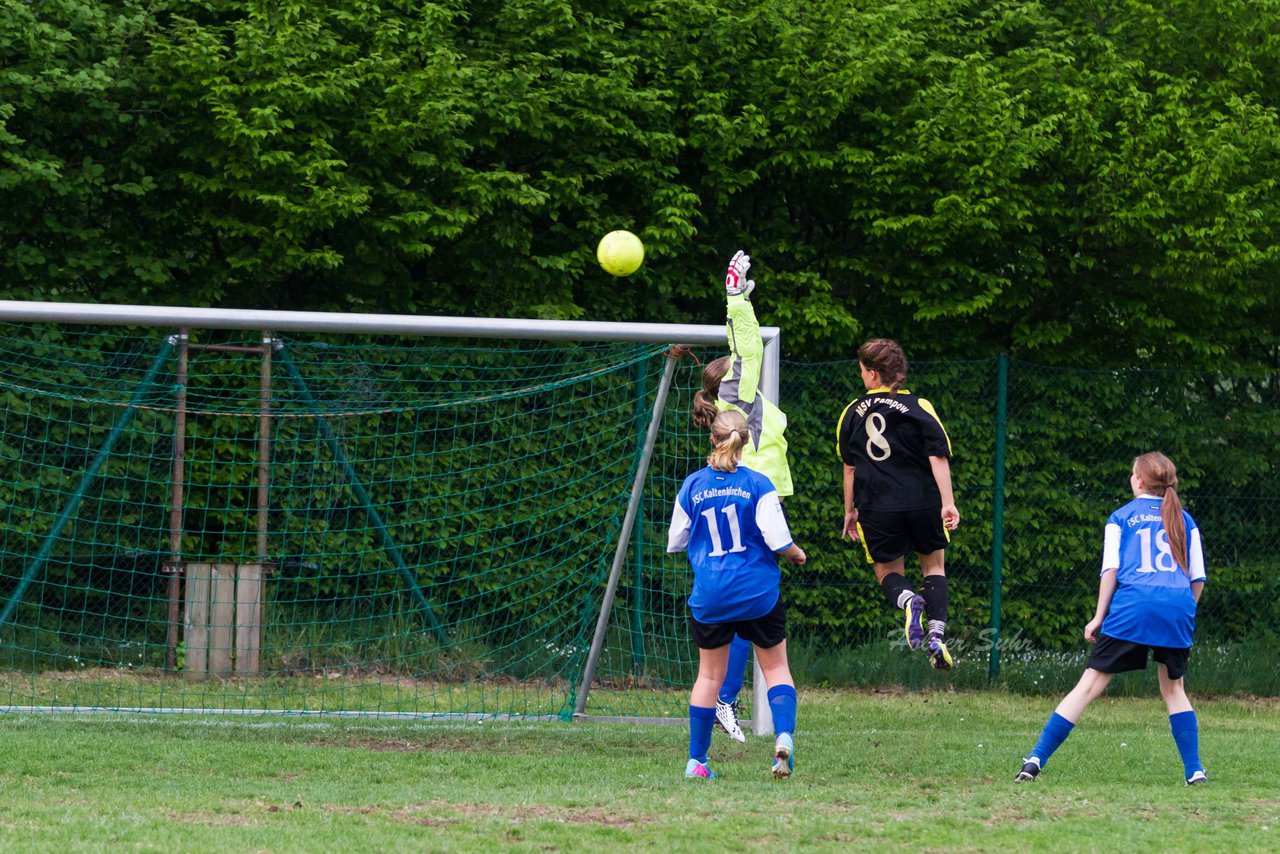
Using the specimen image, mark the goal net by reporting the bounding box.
[0,304,753,721]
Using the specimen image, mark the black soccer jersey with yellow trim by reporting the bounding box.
[836,388,953,512]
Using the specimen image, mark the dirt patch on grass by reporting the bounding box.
[307,731,515,753]
[981,805,1031,827]
[325,800,639,828]
[505,805,637,827]
[40,667,168,684]
[314,736,426,753]
[308,731,540,754]
[322,804,460,827]
[1231,696,1280,711]
[436,801,634,825]
[162,810,254,828]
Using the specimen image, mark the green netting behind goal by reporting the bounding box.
[0,321,714,719]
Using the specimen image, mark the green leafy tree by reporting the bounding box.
[0,0,188,303]
[3,0,1278,371]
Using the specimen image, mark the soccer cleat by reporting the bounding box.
[928,633,953,670]
[904,595,926,650]
[772,732,794,779]
[1014,758,1041,782]
[684,758,717,779]
[714,700,746,743]
[1186,770,1207,786]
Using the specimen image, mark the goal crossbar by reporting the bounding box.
[0,300,776,345]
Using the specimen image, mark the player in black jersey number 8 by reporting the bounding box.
[836,339,960,670]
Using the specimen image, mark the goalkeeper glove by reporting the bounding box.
[724,250,755,298]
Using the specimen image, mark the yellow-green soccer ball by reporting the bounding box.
[596,230,645,276]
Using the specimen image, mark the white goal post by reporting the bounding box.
[0,300,782,734]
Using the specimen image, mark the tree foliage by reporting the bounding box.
[2,0,1278,369]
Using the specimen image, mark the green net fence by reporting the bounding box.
[1,320,1277,722]
[769,357,1280,699]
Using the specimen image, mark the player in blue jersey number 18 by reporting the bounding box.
[668,410,806,780]
[1015,452,1208,786]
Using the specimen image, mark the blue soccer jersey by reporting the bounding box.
[666,465,794,624]
[1099,495,1207,649]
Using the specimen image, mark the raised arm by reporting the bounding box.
[720,250,762,408]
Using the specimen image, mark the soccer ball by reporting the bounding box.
[596,230,645,276]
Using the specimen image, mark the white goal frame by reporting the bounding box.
[0,300,782,734]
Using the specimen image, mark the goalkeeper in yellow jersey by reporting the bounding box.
[691,249,795,743]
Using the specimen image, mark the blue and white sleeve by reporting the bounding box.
[754,490,794,553]
[1188,524,1206,582]
[667,498,692,553]
[1101,520,1121,574]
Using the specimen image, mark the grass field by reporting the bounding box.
[0,690,1276,852]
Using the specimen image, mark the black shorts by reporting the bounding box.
[855,507,949,564]
[1087,634,1191,680]
[690,599,787,651]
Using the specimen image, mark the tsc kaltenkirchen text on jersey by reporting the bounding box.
[835,388,952,510]
[666,465,795,624]
[1100,494,1207,649]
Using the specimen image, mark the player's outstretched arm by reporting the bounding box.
[720,250,763,407]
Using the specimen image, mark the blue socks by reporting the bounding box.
[1170,710,1203,778]
[689,705,716,763]
[767,685,797,737]
[1028,712,1075,767]
[718,636,751,704]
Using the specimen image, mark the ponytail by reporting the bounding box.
[707,410,749,472]
[693,356,731,429]
[1134,452,1189,575]
[1161,486,1189,576]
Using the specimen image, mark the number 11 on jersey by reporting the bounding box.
[700,505,747,557]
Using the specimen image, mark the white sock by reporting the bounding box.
[896,590,917,610]
[928,619,946,637]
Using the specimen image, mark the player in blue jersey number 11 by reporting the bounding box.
[1015,452,1208,786]
[668,410,806,780]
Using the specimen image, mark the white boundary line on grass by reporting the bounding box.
[0,707,763,732]
[0,705,560,721]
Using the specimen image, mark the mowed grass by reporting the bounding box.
[0,690,1276,852]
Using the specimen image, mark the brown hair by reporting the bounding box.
[857,338,908,394]
[707,410,749,472]
[693,355,731,429]
[1134,451,1189,574]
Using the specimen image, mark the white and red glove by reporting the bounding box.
[725,250,755,298]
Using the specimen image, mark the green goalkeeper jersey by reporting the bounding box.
[716,293,794,497]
